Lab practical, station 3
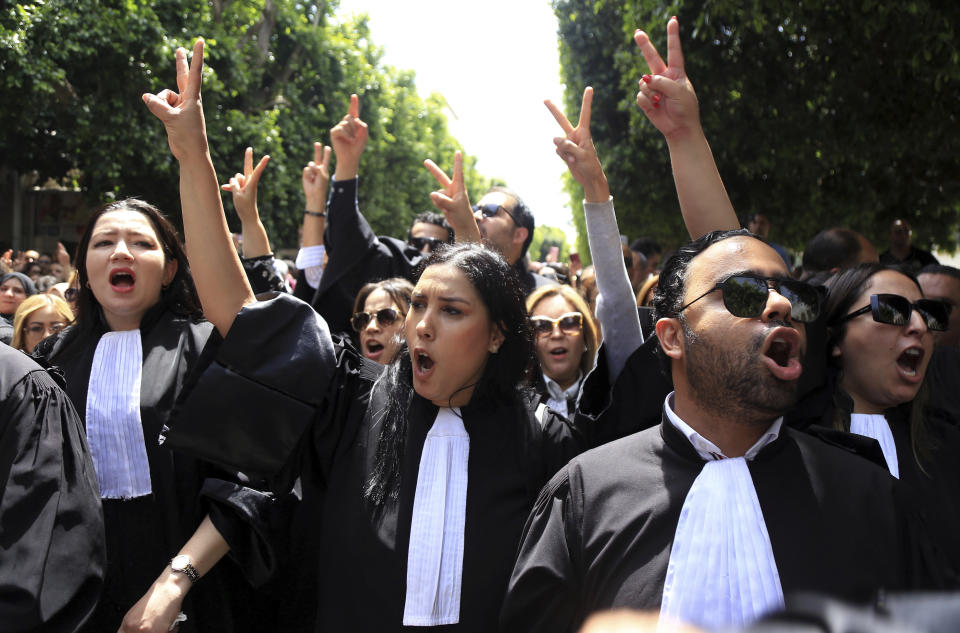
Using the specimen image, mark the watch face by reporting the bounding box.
[171,554,191,571]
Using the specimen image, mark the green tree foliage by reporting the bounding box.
[1,0,487,247]
[553,0,960,253]
[529,224,571,264]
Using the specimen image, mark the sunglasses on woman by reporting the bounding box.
[351,308,402,332]
[836,294,951,331]
[25,322,66,335]
[529,312,583,336]
[677,274,822,323]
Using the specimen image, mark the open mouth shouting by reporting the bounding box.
[761,327,802,381]
[363,338,386,361]
[896,346,925,382]
[109,267,136,294]
[413,347,435,378]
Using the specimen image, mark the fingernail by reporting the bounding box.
[652,94,661,103]
[642,75,652,84]
[671,15,677,21]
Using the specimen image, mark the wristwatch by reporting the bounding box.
[170,554,200,583]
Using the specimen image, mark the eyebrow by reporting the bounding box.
[91,228,154,239]
[412,291,470,305]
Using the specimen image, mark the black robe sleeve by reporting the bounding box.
[0,347,105,633]
[301,177,423,333]
[164,292,338,488]
[241,254,286,295]
[500,467,582,633]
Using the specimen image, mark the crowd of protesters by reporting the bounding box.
[2,16,960,633]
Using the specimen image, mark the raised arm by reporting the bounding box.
[301,142,332,248]
[142,39,254,336]
[634,17,739,238]
[545,87,643,378]
[222,146,272,258]
[331,93,368,182]
[424,151,482,243]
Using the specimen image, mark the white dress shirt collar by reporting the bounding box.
[664,392,783,461]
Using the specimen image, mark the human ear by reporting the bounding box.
[163,258,178,286]
[655,317,684,361]
[489,323,506,353]
[513,226,529,248]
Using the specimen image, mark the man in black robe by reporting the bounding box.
[0,345,105,632]
[502,230,927,633]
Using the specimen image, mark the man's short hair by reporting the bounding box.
[919,264,960,282]
[408,211,454,243]
[652,229,753,322]
[801,228,863,274]
[629,236,662,258]
[489,186,535,257]
[652,229,754,376]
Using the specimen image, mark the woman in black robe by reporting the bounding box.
[146,40,642,632]
[33,195,273,633]
[809,263,960,585]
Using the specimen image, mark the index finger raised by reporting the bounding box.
[348,93,360,119]
[544,99,576,136]
[423,159,452,189]
[634,29,667,75]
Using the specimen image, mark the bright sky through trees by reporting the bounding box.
[336,0,577,246]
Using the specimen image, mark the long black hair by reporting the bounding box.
[72,198,201,338]
[364,242,534,507]
[823,262,933,467]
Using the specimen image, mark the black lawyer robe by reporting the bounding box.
[0,346,104,632]
[165,293,636,632]
[35,304,274,633]
[501,416,925,633]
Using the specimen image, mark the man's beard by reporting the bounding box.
[682,320,799,425]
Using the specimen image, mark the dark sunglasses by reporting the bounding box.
[408,236,445,252]
[677,274,822,323]
[473,202,519,227]
[837,294,951,332]
[529,312,583,336]
[351,308,402,332]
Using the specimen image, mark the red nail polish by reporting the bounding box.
[642,75,652,84]
[671,15,677,21]
[652,94,661,103]
[653,103,660,109]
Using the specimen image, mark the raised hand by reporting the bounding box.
[423,151,480,243]
[0,250,12,272]
[142,39,209,160]
[302,142,332,212]
[634,17,700,141]
[221,147,270,225]
[544,87,610,203]
[56,242,71,268]
[330,94,369,181]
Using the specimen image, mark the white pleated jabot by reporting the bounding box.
[403,407,469,626]
[85,329,152,499]
[660,457,784,631]
[850,413,900,479]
